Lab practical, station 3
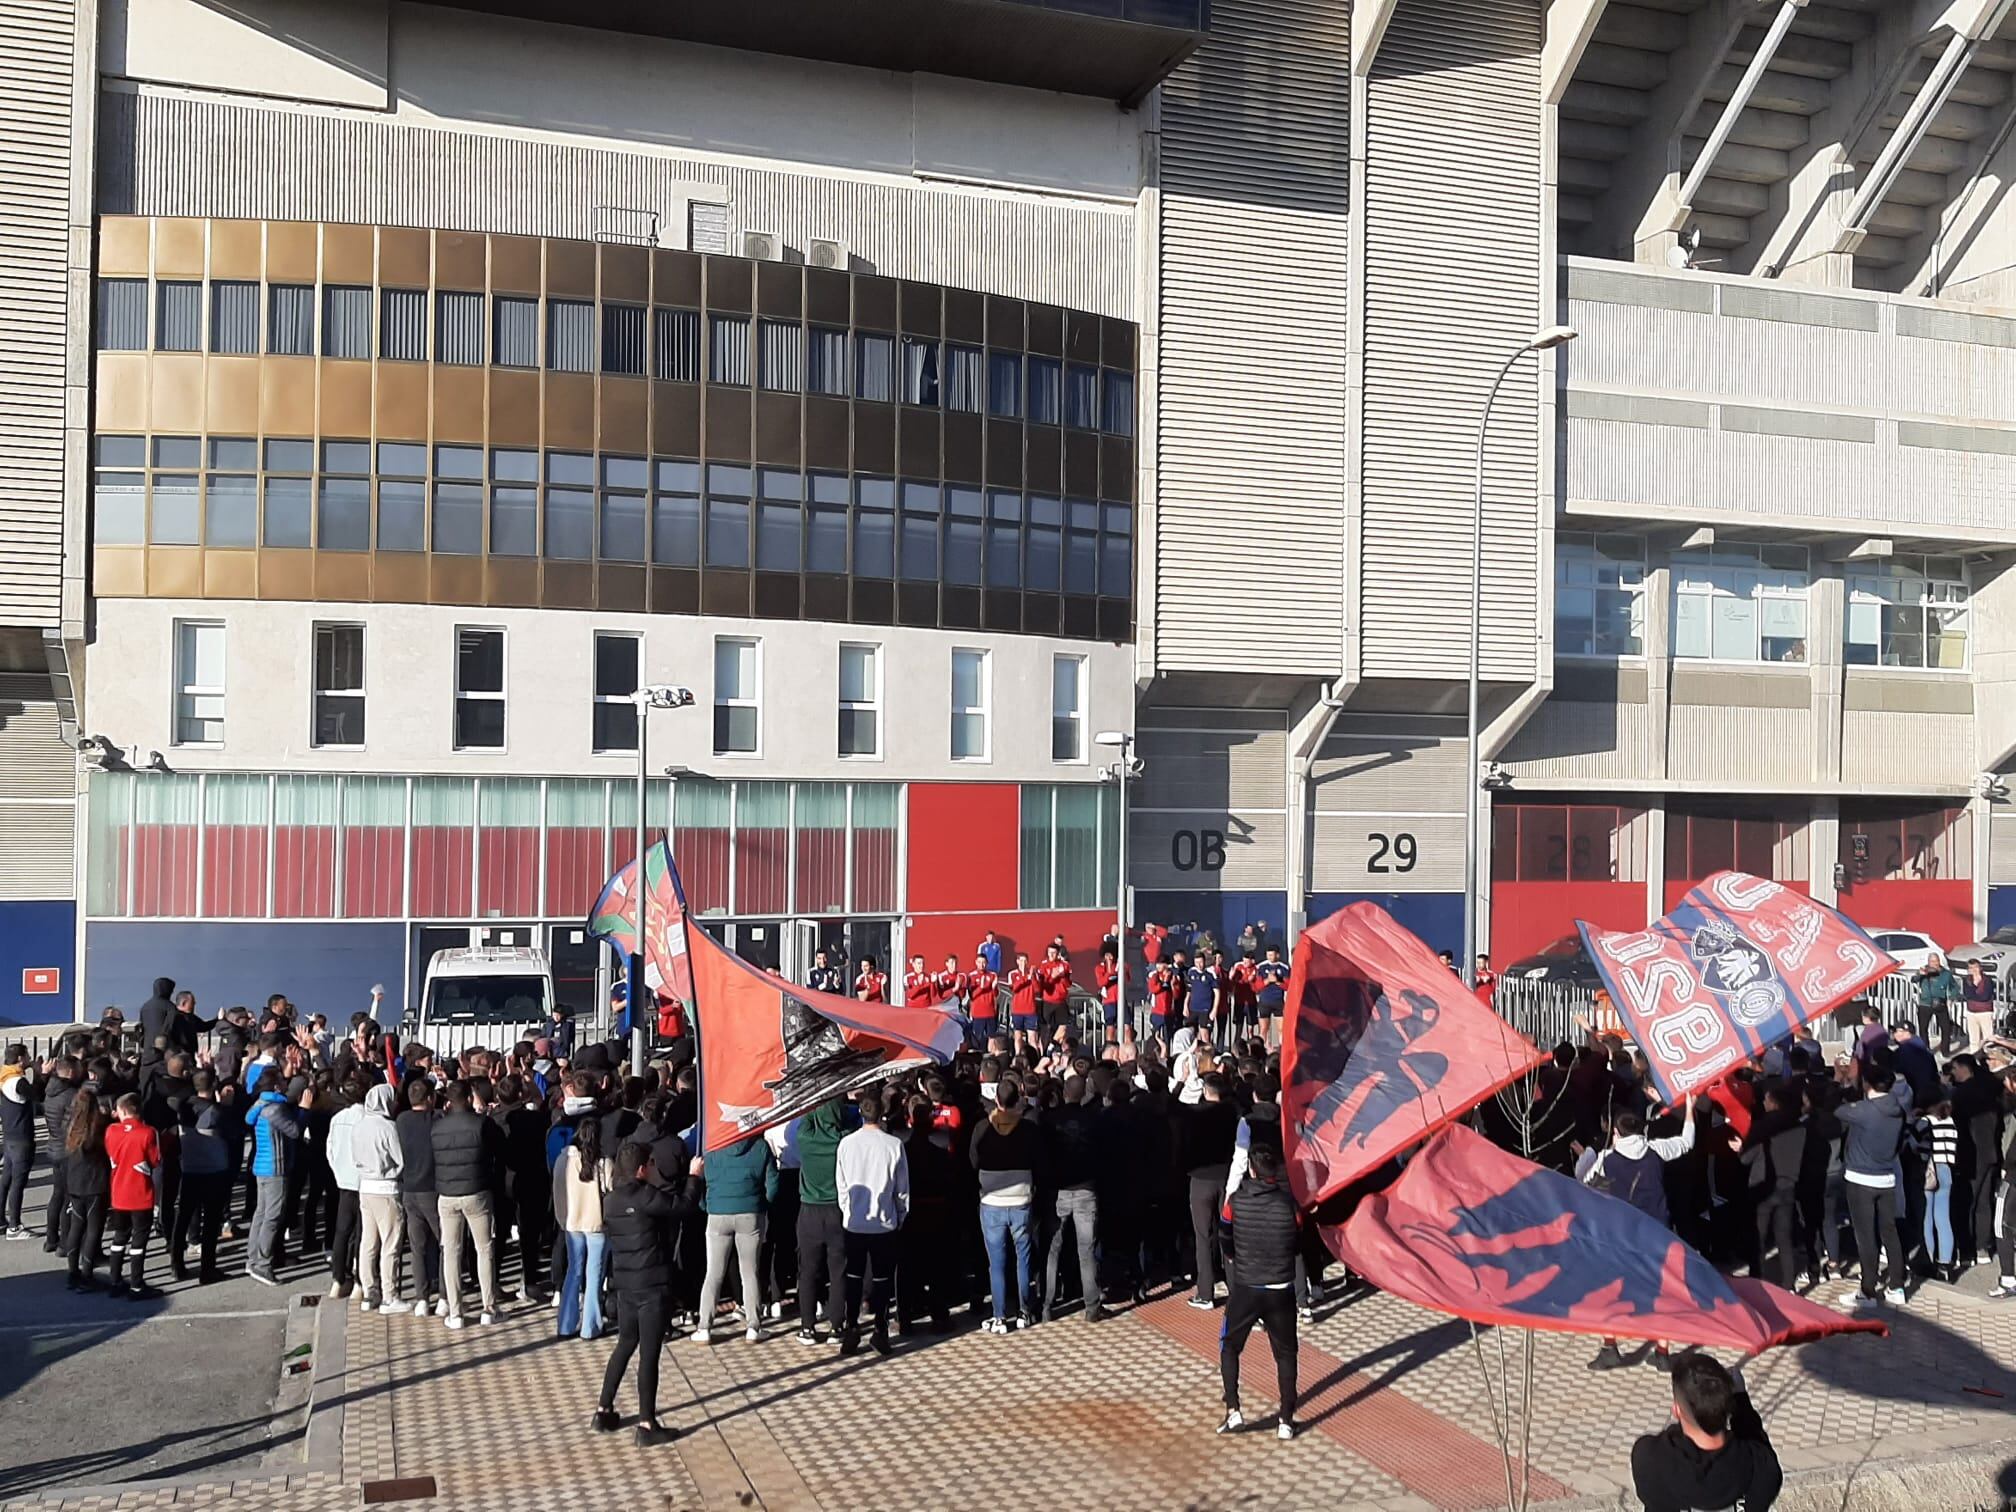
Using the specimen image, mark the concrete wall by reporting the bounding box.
[88,598,1133,783]
[101,0,390,109]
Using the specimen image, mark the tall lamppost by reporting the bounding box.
[1463,325,1578,989]
[629,684,695,1075]
[1096,729,1140,1035]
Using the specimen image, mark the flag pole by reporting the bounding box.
[629,704,649,1078]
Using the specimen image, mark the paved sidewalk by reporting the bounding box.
[9,1268,2016,1511]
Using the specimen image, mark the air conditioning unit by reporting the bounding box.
[741,229,781,262]
[808,237,847,271]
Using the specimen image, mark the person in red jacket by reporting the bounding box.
[854,956,889,1003]
[935,954,969,1011]
[105,1092,162,1299]
[966,953,1000,1050]
[1227,956,1261,1043]
[1472,954,1498,1008]
[1142,921,1166,969]
[1035,944,1073,1036]
[903,955,935,1010]
[1096,946,1125,1043]
[1006,952,1039,1051]
[1149,957,1180,1044]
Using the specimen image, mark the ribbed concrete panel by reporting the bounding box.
[1842,711,1975,789]
[1310,716,1466,813]
[0,803,74,900]
[0,0,77,627]
[1153,0,1350,674]
[0,674,75,799]
[99,89,1135,317]
[1500,696,1658,780]
[1668,703,1812,785]
[1359,0,1544,682]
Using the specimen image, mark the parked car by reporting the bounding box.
[411,945,555,1046]
[1506,934,1602,987]
[1866,929,1944,975]
[1946,926,2016,977]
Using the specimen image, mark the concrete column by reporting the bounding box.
[1810,563,1846,784]
[1973,794,1993,939]
[1644,791,1667,927]
[1810,796,1841,905]
[1643,549,1673,780]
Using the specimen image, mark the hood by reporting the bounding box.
[988,1106,1023,1135]
[151,977,175,1001]
[803,1098,848,1137]
[365,1084,398,1118]
[562,1095,597,1117]
[1170,1027,1198,1058]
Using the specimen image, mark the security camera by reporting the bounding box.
[1974,772,2008,801]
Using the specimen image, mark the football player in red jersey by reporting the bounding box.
[966,951,1000,1050]
[902,954,934,1010]
[1006,952,1039,1052]
[854,956,888,1003]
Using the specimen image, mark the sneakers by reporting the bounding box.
[359,1299,377,1313]
[1587,1344,1629,1372]
[1187,1296,1215,1311]
[1989,1280,2016,1300]
[478,1311,497,1326]
[744,1326,761,1344]
[1848,1293,1879,1311]
[871,1330,893,1357]
[380,1299,413,1315]
[444,1314,466,1330]
[1883,1287,1908,1306]
[1015,1313,1035,1332]
[432,1298,450,1318]
[691,1328,713,1344]
[328,1282,351,1301]
[981,1316,1009,1335]
[593,1408,621,1434]
[1277,1420,1298,1442]
[1216,1409,1245,1435]
[1297,1306,1315,1323]
[796,1327,820,1346]
[1793,1272,1812,1290]
[248,1267,279,1288]
[4,1226,28,1242]
[765,1301,785,1321]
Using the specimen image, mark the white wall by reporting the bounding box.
[88,599,1132,783]
[101,0,391,109]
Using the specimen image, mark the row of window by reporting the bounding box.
[98,439,1133,596]
[175,620,1094,765]
[94,279,1135,432]
[1555,535,1971,670]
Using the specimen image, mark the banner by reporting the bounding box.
[589,845,961,1150]
[1577,870,1893,1105]
[586,843,695,1010]
[1282,902,1547,1208]
[1326,1123,1884,1353]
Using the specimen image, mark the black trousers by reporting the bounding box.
[330,1189,362,1286]
[1,1140,30,1229]
[1220,1284,1298,1420]
[762,1168,800,1306]
[512,1175,550,1293]
[63,1193,106,1273]
[1846,1181,1905,1297]
[1969,1161,1999,1259]
[43,1158,69,1249]
[403,1192,443,1302]
[1754,1191,1798,1288]
[106,1208,153,1286]
[842,1228,897,1340]
[172,1170,231,1276]
[1998,1180,2016,1279]
[796,1201,846,1333]
[898,1207,956,1326]
[1189,1172,1226,1300]
[600,1290,670,1420]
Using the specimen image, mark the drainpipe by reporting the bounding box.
[1287,679,1352,941]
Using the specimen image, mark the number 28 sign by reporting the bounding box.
[1577,871,1892,1104]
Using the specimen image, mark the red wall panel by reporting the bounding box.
[477,829,539,917]
[1491,881,1647,966]
[131,826,197,917]
[735,828,790,915]
[853,829,897,913]
[905,783,1019,915]
[200,825,268,917]
[273,828,336,918]
[1835,880,1974,949]
[411,829,473,917]
[545,827,608,919]
[905,909,1112,978]
[343,827,405,917]
[676,828,731,914]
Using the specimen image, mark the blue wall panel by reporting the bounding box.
[86,921,404,1020]
[0,901,76,1027]
[1134,891,1288,956]
[1308,892,1465,957]
[1990,887,2016,934]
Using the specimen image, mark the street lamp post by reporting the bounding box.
[1096,730,1137,1039]
[630,684,696,1075]
[1463,325,1578,990]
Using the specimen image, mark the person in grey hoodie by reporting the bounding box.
[352,1083,407,1313]
[324,1076,368,1300]
[1838,1062,1913,1307]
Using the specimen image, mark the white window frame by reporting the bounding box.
[1845,554,1971,673]
[592,629,643,755]
[452,624,508,753]
[172,619,226,748]
[1671,543,1811,667]
[310,621,367,751]
[837,641,883,761]
[1051,652,1087,764]
[714,635,762,758]
[1554,532,1646,660]
[951,647,991,763]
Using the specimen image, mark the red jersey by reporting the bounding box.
[1096,959,1123,1006]
[1007,968,1037,1018]
[1228,959,1259,1008]
[1148,964,1178,1018]
[968,969,1000,1016]
[1142,925,1166,966]
[1473,969,1497,1008]
[934,969,968,1006]
[928,1100,964,1152]
[106,1117,160,1213]
[1035,959,1072,1005]
[855,970,888,1003]
[903,970,935,1009]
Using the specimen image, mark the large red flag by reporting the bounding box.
[1578,870,1893,1105]
[585,842,694,1011]
[1326,1123,1883,1353]
[1282,903,1546,1208]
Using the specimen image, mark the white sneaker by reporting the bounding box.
[327,1282,345,1300]
[433,1298,451,1318]
[359,1299,377,1313]
[1216,1409,1245,1435]
[745,1326,761,1344]
[1793,1272,1812,1289]
[380,1299,413,1315]
[478,1311,497,1326]
[551,1292,563,1310]
[444,1315,466,1330]
[691,1328,713,1344]
[765,1302,785,1321]
[1883,1287,1907,1306]
[1277,1421,1298,1442]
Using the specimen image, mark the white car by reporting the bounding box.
[1867,929,1944,975]
[1947,926,2016,978]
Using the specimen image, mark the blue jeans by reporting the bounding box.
[979,1203,1033,1321]
[1924,1175,1955,1265]
[559,1229,607,1338]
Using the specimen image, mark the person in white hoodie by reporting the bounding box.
[324,1076,367,1300]
[352,1083,407,1313]
[833,1096,909,1358]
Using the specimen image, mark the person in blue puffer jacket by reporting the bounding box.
[245,1068,309,1286]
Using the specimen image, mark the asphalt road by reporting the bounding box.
[0,1160,298,1497]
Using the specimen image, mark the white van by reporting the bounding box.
[414,946,555,1051]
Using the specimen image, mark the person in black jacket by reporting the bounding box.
[40,1057,80,1252]
[598,1140,704,1447]
[1216,1143,1300,1440]
[1040,1077,1103,1322]
[1736,1081,1806,1289]
[1950,1055,2002,1265]
[431,1080,504,1328]
[1630,1353,1781,1512]
[1,1044,36,1240]
[1178,1074,1243,1309]
[398,1080,443,1314]
[137,978,177,1069]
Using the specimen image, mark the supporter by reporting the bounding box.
[555,1115,614,1339]
[104,1092,162,1299]
[1215,1142,1300,1441]
[61,1093,111,1291]
[1838,1064,1912,1308]
[246,1067,309,1286]
[324,1075,368,1300]
[1915,1096,1959,1283]
[693,1131,777,1344]
[970,1077,1038,1333]
[794,1097,851,1345]
[1,1044,34,1240]
[173,1070,234,1283]
[353,1083,407,1313]
[1178,1072,1241,1309]
[397,1080,445,1315]
[432,1079,504,1328]
[597,1139,704,1446]
[835,1095,908,1356]
[1579,1094,1697,1370]
[1630,1355,1781,1512]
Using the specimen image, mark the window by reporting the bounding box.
[548,300,593,373]
[1065,499,1098,596]
[808,472,848,574]
[1028,357,1061,425]
[453,627,506,750]
[758,318,803,391]
[706,463,751,569]
[756,468,802,572]
[593,632,640,752]
[1052,654,1086,762]
[268,284,314,356]
[323,286,371,360]
[951,648,989,761]
[854,476,895,579]
[209,281,258,354]
[808,328,848,396]
[1024,495,1058,591]
[489,448,538,556]
[601,456,648,562]
[96,280,148,350]
[988,352,1022,419]
[1064,364,1098,429]
[900,480,939,581]
[900,337,940,406]
[944,344,983,413]
[312,624,366,747]
[380,289,427,361]
[838,643,881,758]
[856,333,895,402]
[1020,783,1120,909]
[709,315,750,385]
[652,460,700,567]
[1101,504,1131,598]
[174,620,225,746]
[263,438,313,547]
[437,292,485,366]
[91,435,145,543]
[376,442,427,552]
[1673,543,1808,663]
[156,282,201,352]
[944,486,983,586]
[545,452,595,560]
[1492,802,1648,883]
[204,437,257,548]
[1101,371,1135,436]
[1555,533,1645,657]
[494,296,538,368]
[149,436,199,545]
[654,309,700,382]
[1847,555,1969,669]
[318,440,371,551]
[433,445,484,555]
[602,303,646,376]
[714,637,760,755]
